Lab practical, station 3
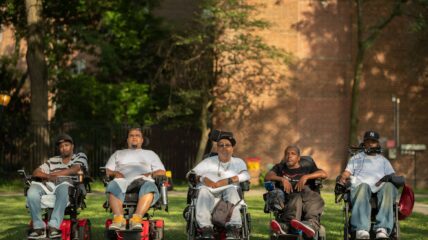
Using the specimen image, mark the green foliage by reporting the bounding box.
[54,74,153,126]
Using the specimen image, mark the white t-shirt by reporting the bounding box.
[105,149,165,180]
[345,152,395,192]
[193,155,250,184]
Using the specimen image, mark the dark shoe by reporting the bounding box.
[28,229,46,239]
[225,225,241,239]
[290,219,315,238]
[270,220,288,235]
[48,227,62,238]
[199,226,214,239]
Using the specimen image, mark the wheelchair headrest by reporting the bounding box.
[299,156,316,169]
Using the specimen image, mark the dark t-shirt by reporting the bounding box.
[270,157,319,189]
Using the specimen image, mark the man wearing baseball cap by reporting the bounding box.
[338,130,398,239]
[26,133,88,239]
[189,130,250,239]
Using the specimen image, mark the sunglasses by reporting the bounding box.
[217,143,232,148]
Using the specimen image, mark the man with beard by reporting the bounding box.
[265,145,327,239]
[27,134,89,239]
[338,131,398,239]
[105,127,166,231]
[190,131,250,239]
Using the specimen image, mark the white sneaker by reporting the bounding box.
[376,228,389,239]
[356,230,370,239]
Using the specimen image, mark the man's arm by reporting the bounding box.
[265,170,293,194]
[295,169,328,191]
[339,170,352,184]
[152,169,166,176]
[32,168,50,180]
[106,168,124,178]
[50,164,81,177]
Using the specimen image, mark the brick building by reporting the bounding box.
[157,0,428,186]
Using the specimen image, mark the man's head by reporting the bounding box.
[127,127,144,149]
[283,145,301,169]
[216,132,236,161]
[363,130,380,155]
[55,133,74,158]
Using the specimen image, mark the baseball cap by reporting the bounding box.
[363,130,380,142]
[218,131,236,146]
[55,133,74,146]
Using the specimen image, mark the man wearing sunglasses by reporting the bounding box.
[190,131,250,239]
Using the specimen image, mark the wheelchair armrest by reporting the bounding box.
[186,171,198,187]
[99,167,112,186]
[154,175,168,187]
[240,181,250,192]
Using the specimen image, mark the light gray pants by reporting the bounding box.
[26,183,69,229]
[196,186,242,228]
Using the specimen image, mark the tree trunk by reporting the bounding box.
[194,85,211,165]
[346,0,403,168]
[25,0,49,164]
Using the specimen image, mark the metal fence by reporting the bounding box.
[0,123,201,180]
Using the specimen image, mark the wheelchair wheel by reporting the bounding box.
[78,220,91,240]
[240,206,251,240]
[186,205,197,240]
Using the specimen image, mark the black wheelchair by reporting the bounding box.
[334,180,402,240]
[18,169,92,240]
[183,172,251,240]
[263,156,326,240]
[100,168,169,240]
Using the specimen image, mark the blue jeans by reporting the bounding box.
[26,183,70,229]
[106,180,159,206]
[350,183,397,234]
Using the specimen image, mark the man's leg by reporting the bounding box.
[281,193,303,225]
[289,188,324,238]
[301,188,324,231]
[195,187,216,228]
[350,183,372,232]
[374,182,398,234]
[27,184,47,230]
[129,182,159,230]
[222,187,242,227]
[106,181,126,230]
[48,184,70,229]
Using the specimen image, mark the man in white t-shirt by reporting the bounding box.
[105,127,165,231]
[27,134,89,239]
[191,131,250,239]
[339,131,397,239]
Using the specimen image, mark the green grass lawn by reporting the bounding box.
[0,190,427,240]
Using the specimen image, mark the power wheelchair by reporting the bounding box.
[263,156,326,240]
[183,171,252,240]
[18,169,92,240]
[334,146,405,240]
[100,167,169,240]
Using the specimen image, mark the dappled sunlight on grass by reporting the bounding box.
[0,190,427,239]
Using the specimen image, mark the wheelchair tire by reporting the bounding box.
[78,220,91,240]
[186,205,197,240]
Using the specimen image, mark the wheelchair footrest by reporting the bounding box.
[105,219,164,240]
